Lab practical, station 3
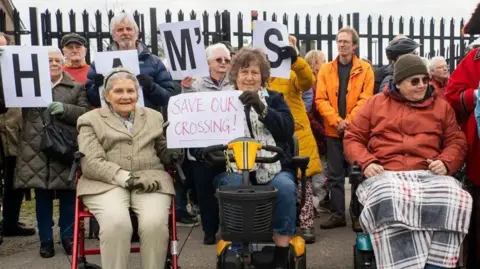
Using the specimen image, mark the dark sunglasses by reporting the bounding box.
[409,76,430,86]
[215,57,231,64]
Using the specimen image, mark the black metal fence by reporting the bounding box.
[0,7,475,70]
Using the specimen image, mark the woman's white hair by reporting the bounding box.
[428,56,446,72]
[47,46,64,64]
[109,12,139,36]
[205,43,230,60]
[102,67,140,102]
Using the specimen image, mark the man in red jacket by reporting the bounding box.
[444,4,480,267]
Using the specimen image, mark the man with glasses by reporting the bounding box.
[180,43,234,245]
[315,26,374,229]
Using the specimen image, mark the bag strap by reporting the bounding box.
[39,109,53,126]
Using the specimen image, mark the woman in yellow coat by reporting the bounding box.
[268,36,321,244]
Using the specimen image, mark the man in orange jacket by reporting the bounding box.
[315,26,374,229]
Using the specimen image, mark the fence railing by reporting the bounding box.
[0,7,475,70]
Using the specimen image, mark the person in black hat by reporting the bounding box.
[61,33,90,84]
[374,36,421,94]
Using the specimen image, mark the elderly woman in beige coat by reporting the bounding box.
[77,67,181,269]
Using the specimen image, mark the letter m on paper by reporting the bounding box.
[164,29,198,71]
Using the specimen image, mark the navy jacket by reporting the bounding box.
[86,41,175,109]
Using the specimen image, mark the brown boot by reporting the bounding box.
[319,215,347,229]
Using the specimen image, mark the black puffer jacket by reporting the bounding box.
[12,73,90,190]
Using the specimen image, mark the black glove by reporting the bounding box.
[279,46,298,65]
[239,91,266,115]
[136,74,154,93]
[94,74,104,87]
[189,148,204,160]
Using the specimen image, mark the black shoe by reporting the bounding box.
[203,233,216,245]
[176,216,199,227]
[40,241,55,258]
[319,215,347,229]
[61,237,73,255]
[2,222,36,236]
[301,228,316,244]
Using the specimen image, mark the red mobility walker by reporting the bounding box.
[69,151,183,269]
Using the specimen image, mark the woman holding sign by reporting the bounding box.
[77,67,183,269]
[213,47,296,269]
[268,36,320,243]
[10,47,90,258]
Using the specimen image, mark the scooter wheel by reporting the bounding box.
[354,244,376,269]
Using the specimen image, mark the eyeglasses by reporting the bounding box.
[409,76,430,86]
[215,57,231,64]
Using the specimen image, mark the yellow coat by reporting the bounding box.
[268,58,322,177]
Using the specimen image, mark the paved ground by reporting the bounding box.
[0,186,355,269]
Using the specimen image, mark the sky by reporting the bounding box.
[11,0,480,63]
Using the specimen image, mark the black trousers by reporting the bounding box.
[1,157,24,226]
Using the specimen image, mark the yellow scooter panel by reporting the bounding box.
[227,138,262,171]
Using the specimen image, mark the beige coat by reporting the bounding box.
[76,105,175,197]
[0,108,22,157]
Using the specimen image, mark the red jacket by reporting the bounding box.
[445,47,480,186]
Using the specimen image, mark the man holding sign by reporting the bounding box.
[86,13,175,110]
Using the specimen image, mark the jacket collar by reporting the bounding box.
[385,82,435,108]
[107,41,151,59]
[99,105,146,137]
[54,72,76,88]
[331,54,364,76]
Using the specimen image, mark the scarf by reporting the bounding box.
[109,106,135,133]
[228,89,282,184]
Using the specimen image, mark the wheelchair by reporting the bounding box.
[349,162,469,269]
[203,136,310,269]
[69,152,183,269]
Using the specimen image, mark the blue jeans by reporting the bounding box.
[35,189,75,242]
[214,171,297,253]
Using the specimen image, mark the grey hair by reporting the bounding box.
[428,56,447,71]
[102,67,140,101]
[205,43,230,60]
[109,12,139,36]
[47,46,65,64]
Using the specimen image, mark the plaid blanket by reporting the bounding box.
[357,170,473,269]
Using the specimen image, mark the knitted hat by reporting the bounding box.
[463,3,480,35]
[393,54,429,84]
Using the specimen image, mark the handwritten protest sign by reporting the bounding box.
[95,50,145,107]
[166,91,245,148]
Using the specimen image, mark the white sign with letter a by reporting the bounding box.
[0,46,52,107]
[159,20,209,80]
[252,20,291,79]
[166,91,245,148]
[95,50,145,107]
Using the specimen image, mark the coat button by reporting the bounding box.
[127,156,131,160]
[128,141,132,145]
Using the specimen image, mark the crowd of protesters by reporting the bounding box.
[0,9,479,269]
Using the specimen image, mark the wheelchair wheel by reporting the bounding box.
[217,247,243,269]
[353,244,376,269]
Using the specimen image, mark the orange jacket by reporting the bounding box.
[343,86,467,174]
[315,56,374,137]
